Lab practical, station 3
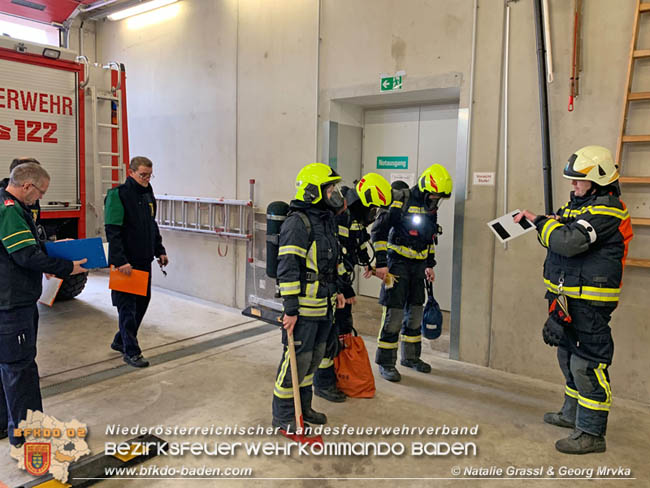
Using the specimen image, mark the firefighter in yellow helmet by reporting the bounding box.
[515,146,633,454]
[314,173,392,402]
[371,164,453,382]
[272,163,344,431]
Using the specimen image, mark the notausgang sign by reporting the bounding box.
[377,156,408,170]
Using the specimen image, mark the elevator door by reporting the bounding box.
[359,104,458,311]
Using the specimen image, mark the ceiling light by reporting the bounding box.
[107,0,178,21]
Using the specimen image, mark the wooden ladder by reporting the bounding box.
[616,0,650,268]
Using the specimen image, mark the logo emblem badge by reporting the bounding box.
[25,443,51,476]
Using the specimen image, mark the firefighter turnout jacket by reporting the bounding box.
[104,177,166,268]
[534,188,633,307]
[277,201,340,318]
[336,186,372,299]
[371,186,437,268]
[0,188,73,309]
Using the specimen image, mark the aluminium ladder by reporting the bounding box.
[615,0,650,268]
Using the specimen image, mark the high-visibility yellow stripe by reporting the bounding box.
[377,306,387,342]
[338,262,347,275]
[541,219,562,247]
[338,225,350,237]
[2,229,32,241]
[279,281,301,296]
[377,340,398,349]
[578,395,610,412]
[595,363,612,405]
[274,350,292,399]
[374,241,388,252]
[305,241,318,299]
[387,243,428,260]
[400,334,422,343]
[278,245,307,258]
[562,205,629,220]
[300,373,314,387]
[544,279,620,302]
[350,222,365,231]
[6,238,37,249]
[298,307,328,317]
[407,206,426,214]
[565,385,579,399]
[391,201,403,209]
[319,357,334,369]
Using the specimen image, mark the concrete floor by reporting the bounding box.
[1,274,648,487]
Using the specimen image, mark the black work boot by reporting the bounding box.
[379,365,401,382]
[400,358,432,373]
[314,385,346,403]
[555,430,606,454]
[272,417,312,435]
[544,412,575,429]
[123,354,149,368]
[303,407,327,425]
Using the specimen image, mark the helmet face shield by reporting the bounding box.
[323,182,345,212]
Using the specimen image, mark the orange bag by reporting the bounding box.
[334,332,376,398]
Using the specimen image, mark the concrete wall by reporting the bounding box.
[96,0,317,307]
[94,0,649,404]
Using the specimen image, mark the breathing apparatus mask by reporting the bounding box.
[424,193,443,212]
[323,182,345,213]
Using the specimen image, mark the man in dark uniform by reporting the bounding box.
[515,145,633,454]
[0,163,86,446]
[1,158,43,229]
[273,162,344,431]
[105,156,168,368]
[371,164,452,382]
[313,172,392,402]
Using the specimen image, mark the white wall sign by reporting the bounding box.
[390,172,415,187]
[473,172,495,186]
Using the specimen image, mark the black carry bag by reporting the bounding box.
[421,280,443,340]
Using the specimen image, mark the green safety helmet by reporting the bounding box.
[294,163,342,204]
[418,164,453,198]
[356,173,392,207]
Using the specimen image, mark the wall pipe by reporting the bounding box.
[503,1,511,250]
[533,0,554,214]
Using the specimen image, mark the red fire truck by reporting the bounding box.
[0,34,130,299]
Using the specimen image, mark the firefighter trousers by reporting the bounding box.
[376,255,426,366]
[314,303,353,390]
[0,305,43,446]
[272,316,330,422]
[555,299,614,437]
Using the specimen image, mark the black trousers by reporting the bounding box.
[111,264,152,357]
[0,304,42,446]
[376,254,427,366]
[554,298,614,437]
[313,303,353,390]
[272,316,330,422]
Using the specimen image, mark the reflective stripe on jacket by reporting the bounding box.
[535,191,633,306]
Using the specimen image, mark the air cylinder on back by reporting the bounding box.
[265,201,290,278]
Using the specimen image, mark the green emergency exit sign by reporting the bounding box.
[380,75,403,92]
[377,156,408,169]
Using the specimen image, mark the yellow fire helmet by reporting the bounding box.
[356,172,392,207]
[418,164,453,198]
[563,145,619,186]
[294,163,342,204]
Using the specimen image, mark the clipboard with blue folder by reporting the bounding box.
[45,237,108,269]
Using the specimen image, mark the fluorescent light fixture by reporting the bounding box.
[107,0,178,21]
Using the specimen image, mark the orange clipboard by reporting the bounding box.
[108,267,149,296]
